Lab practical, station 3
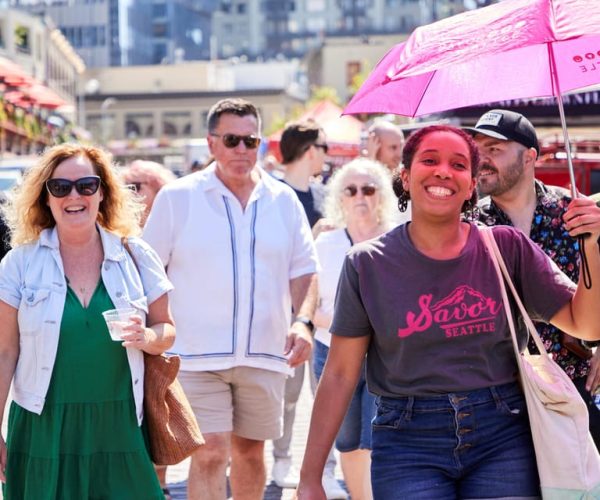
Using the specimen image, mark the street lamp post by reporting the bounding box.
[77,78,100,129]
[100,97,117,145]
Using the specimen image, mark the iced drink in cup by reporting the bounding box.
[102,308,137,341]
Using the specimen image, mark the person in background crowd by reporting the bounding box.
[297,125,600,499]
[313,158,397,500]
[273,119,346,499]
[0,144,175,499]
[121,160,176,227]
[261,154,285,180]
[121,161,176,498]
[0,193,11,260]
[364,120,405,173]
[144,98,319,500]
[471,109,600,449]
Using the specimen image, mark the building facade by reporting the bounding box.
[9,0,490,67]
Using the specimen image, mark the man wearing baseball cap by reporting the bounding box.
[470,109,600,449]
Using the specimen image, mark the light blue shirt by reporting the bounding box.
[0,225,173,424]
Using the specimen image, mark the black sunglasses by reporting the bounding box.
[313,143,329,154]
[210,133,261,149]
[343,184,378,197]
[46,176,101,198]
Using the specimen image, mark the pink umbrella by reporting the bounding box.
[344,0,600,197]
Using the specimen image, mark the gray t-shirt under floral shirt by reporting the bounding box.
[330,223,576,397]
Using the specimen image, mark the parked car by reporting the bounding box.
[0,156,38,194]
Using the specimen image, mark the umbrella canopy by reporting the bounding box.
[345,0,600,117]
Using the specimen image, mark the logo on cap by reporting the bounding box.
[476,112,503,127]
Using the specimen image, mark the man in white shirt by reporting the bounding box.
[144,98,318,500]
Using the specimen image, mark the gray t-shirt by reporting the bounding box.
[331,223,576,397]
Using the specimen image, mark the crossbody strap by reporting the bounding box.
[479,227,547,357]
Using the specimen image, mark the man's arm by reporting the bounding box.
[285,273,318,368]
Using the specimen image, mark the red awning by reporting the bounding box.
[0,57,33,86]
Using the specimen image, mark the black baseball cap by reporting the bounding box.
[467,109,539,156]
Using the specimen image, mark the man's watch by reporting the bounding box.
[294,315,315,333]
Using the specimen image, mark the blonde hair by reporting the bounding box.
[4,143,145,246]
[323,158,397,230]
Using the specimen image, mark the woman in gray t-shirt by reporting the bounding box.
[297,125,600,499]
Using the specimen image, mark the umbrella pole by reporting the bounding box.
[549,44,578,199]
[549,46,592,288]
[555,92,579,199]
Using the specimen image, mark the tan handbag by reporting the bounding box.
[122,238,204,465]
[481,227,600,499]
[143,352,205,465]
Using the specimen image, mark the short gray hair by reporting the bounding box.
[323,158,397,230]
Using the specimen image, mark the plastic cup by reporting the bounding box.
[102,308,137,341]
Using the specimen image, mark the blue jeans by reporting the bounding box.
[371,382,540,500]
[313,339,376,451]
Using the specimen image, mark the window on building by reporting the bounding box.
[162,112,191,137]
[221,1,232,13]
[14,25,31,54]
[153,22,168,37]
[237,2,246,14]
[125,113,154,138]
[152,2,167,17]
[346,61,361,87]
[0,25,5,48]
[153,43,167,63]
[306,17,326,32]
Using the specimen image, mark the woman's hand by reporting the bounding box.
[0,435,7,483]
[120,315,156,350]
[294,478,326,500]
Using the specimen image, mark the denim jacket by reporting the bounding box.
[0,225,173,424]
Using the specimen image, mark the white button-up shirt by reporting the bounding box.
[144,165,318,374]
[0,226,173,424]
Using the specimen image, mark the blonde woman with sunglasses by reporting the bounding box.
[312,158,397,500]
[0,143,175,499]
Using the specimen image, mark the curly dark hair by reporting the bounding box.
[393,125,481,215]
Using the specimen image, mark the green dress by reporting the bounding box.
[4,281,163,500]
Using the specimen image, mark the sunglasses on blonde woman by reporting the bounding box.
[343,184,378,197]
[46,176,101,198]
[210,133,261,149]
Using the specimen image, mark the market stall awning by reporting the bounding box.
[0,57,34,87]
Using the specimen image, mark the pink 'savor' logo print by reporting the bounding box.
[397,285,503,339]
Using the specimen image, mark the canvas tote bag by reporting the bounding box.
[480,227,600,499]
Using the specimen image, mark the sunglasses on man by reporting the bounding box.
[210,133,261,149]
[313,143,329,154]
[343,184,378,197]
[46,176,101,198]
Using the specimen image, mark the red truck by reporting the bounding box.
[535,140,600,195]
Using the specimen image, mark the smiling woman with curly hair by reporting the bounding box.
[0,143,175,499]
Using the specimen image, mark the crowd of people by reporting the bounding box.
[0,97,599,500]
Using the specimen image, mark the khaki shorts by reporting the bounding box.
[178,367,286,440]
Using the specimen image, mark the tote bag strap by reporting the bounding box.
[479,227,547,357]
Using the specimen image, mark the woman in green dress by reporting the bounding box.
[0,143,175,499]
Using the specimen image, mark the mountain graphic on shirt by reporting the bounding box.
[431,285,489,311]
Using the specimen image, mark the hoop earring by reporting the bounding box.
[397,189,410,213]
[462,198,480,222]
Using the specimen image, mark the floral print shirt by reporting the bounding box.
[478,180,589,380]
